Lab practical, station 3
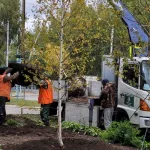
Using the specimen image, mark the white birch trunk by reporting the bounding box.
[28,28,42,61]
[57,0,64,147]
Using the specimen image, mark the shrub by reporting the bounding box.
[62,121,150,149]
[6,119,18,126]
[100,121,142,148]
[142,141,150,150]
[62,121,85,132]
[62,121,101,136]
[84,126,101,136]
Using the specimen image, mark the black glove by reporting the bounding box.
[5,68,13,74]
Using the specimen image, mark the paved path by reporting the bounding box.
[11,91,38,101]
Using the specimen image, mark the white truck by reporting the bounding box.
[102,55,150,128]
[100,0,150,128]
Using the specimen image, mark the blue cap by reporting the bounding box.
[102,79,109,86]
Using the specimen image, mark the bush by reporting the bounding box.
[62,121,150,149]
[62,121,101,136]
[142,141,150,150]
[84,126,101,136]
[100,121,142,148]
[6,119,19,126]
[62,121,86,132]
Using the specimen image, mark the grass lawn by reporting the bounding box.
[7,99,40,107]
[6,114,58,127]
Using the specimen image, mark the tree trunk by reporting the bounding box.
[28,28,42,61]
[57,0,64,147]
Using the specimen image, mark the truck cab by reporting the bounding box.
[116,57,150,128]
[105,0,150,128]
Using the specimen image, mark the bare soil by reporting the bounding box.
[0,115,138,150]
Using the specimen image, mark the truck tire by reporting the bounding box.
[115,110,129,122]
[61,103,65,121]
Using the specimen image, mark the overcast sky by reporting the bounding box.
[24,0,98,30]
[25,0,39,30]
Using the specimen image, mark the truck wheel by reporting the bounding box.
[115,112,129,122]
[61,104,65,121]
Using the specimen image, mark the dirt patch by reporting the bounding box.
[69,97,88,104]
[0,115,137,150]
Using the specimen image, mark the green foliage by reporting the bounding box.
[84,126,101,136]
[27,0,150,80]
[62,121,150,149]
[142,141,150,150]
[0,0,20,65]
[62,121,85,132]
[31,0,118,77]
[100,121,142,148]
[8,99,40,107]
[6,119,19,126]
[62,121,101,136]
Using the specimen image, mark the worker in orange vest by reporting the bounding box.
[0,68,19,125]
[38,74,53,126]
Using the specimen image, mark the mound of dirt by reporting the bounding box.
[0,115,137,150]
[0,126,137,150]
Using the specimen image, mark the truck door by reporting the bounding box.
[117,62,140,124]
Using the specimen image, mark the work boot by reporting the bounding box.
[0,113,5,124]
[44,121,50,126]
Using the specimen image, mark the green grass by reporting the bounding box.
[7,99,40,107]
[6,114,58,127]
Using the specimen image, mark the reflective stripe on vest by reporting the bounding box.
[38,80,53,104]
[0,75,11,100]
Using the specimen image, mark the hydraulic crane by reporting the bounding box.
[112,0,149,57]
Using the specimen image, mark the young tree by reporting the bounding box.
[25,0,150,145]
[30,0,105,146]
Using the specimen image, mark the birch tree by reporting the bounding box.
[24,0,150,145]
[35,0,73,147]
[57,0,66,147]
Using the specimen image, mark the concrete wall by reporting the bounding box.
[6,105,40,115]
[101,55,115,82]
[88,81,101,97]
[52,80,67,101]
[84,76,100,97]
[65,102,99,127]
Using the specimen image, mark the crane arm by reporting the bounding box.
[111,0,148,56]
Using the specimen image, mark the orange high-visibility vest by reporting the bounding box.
[0,74,11,100]
[38,80,53,104]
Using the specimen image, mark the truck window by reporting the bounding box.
[141,60,150,91]
[123,64,139,88]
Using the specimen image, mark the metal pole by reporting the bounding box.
[6,21,9,67]
[21,0,25,100]
[110,28,114,54]
[21,0,25,59]
[16,85,19,100]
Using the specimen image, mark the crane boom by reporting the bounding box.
[112,0,148,56]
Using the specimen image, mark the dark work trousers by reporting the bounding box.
[0,96,7,125]
[40,104,50,126]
